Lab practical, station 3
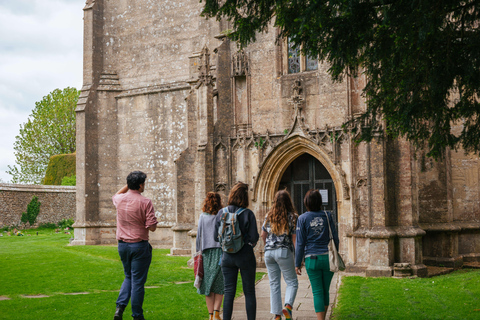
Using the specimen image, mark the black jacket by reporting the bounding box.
[213,205,259,249]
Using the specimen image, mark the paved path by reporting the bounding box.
[231,269,341,320]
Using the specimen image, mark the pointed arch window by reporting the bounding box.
[286,38,318,74]
[288,40,301,74]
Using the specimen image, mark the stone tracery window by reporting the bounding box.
[306,55,318,71]
[286,38,318,74]
[288,40,301,74]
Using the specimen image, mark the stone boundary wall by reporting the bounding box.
[0,183,76,227]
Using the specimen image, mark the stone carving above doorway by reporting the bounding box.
[285,79,309,138]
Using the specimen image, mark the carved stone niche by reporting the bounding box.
[232,50,252,136]
[232,50,249,77]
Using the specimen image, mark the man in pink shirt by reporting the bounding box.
[112,171,158,320]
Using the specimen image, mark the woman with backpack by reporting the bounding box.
[214,182,259,320]
[261,190,298,320]
[295,189,339,320]
[196,192,225,320]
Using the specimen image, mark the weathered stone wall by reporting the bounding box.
[113,88,190,225]
[74,0,221,246]
[0,184,76,227]
[418,148,480,267]
[103,0,220,89]
[76,0,480,274]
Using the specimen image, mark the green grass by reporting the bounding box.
[333,270,480,320]
[0,228,264,319]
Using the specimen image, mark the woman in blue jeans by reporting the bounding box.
[261,190,298,320]
[295,189,339,320]
[214,182,259,320]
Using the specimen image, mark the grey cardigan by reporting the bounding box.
[196,212,221,252]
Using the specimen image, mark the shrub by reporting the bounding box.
[43,153,76,185]
[21,196,41,226]
[58,218,74,229]
[38,222,57,229]
[61,175,76,186]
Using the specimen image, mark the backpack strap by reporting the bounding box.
[235,207,247,215]
[232,208,247,236]
[220,207,230,236]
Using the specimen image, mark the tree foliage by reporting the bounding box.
[201,0,480,158]
[7,88,79,184]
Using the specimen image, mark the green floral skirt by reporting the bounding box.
[198,247,224,295]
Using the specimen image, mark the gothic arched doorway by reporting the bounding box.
[278,153,337,223]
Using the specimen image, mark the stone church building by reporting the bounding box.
[72,0,480,277]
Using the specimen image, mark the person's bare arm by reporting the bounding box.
[295,266,302,275]
[116,184,129,194]
[261,230,268,245]
[292,233,296,248]
[148,224,157,232]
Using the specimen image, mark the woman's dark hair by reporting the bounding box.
[127,171,147,190]
[202,192,223,215]
[304,189,323,212]
[227,182,249,208]
[266,190,297,236]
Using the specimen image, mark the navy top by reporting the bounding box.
[295,211,339,267]
[213,205,259,250]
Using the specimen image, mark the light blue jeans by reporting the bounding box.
[264,247,298,315]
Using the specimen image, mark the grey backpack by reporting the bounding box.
[218,207,247,253]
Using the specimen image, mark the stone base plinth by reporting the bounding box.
[365,266,393,277]
[462,253,480,262]
[345,265,367,274]
[411,264,428,277]
[71,226,117,245]
[423,256,463,268]
[149,225,174,248]
[170,224,193,256]
[170,248,191,255]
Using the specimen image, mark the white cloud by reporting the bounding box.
[0,0,83,182]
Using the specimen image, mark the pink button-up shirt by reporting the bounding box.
[112,189,158,243]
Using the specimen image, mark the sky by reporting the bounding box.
[0,0,83,182]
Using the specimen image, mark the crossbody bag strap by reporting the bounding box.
[325,211,333,240]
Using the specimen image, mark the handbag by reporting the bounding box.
[193,250,204,289]
[325,212,345,272]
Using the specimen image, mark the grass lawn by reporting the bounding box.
[333,269,480,320]
[0,228,264,319]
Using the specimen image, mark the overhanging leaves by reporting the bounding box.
[201,0,480,158]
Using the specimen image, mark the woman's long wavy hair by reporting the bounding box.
[266,190,297,236]
[202,192,223,215]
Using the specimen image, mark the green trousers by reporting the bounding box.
[305,254,334,313]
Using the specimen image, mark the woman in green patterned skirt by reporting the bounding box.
[196,192,225,320]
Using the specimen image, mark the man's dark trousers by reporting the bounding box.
[116,241,152,318]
